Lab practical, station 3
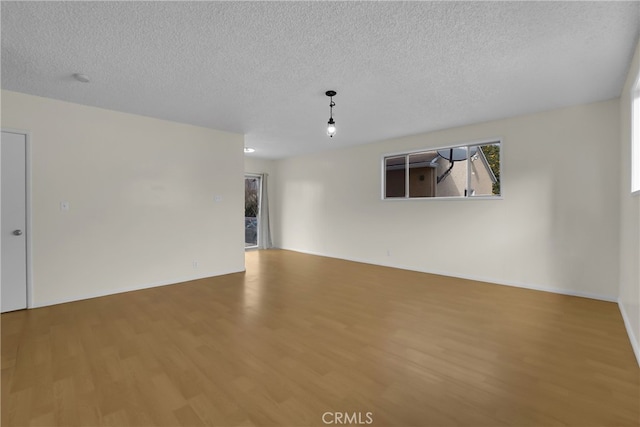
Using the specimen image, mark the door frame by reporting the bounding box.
[2,128,33,309]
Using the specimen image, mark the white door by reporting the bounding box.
[1,131,28,312]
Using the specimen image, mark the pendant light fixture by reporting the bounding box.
[325,90,337,137]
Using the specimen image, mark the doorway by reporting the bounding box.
[1,130,29,312]
[245,175,261,248]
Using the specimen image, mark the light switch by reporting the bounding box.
[60,201,70,211]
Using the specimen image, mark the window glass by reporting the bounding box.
[385,155,406,198]
[434,146,470,197]
[383,141,501,199]
[408,152,437,198]
[470,144,501,197]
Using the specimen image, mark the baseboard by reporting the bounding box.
[31,268,245,309]
[618,301,640,366]
[280,246,617,303]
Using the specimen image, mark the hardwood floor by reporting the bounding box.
[2,249,639,426]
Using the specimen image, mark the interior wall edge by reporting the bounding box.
[619,300,640,366]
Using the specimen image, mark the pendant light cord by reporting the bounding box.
[329,97,335,119]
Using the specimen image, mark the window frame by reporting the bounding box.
[631,70,640,195]
[381,138,503,201]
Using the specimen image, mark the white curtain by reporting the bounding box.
[258,173,272,249]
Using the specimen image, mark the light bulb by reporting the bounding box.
[327,119,336,137]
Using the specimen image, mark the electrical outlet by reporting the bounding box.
[192,261,199,269]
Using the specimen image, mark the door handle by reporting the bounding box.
[12,230,22,236]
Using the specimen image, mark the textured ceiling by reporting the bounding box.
[2,1,639,159]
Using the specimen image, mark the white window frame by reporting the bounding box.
[381,138,503,201]
[631,70,640,195]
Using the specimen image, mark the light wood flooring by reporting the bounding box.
[2,249,639,426]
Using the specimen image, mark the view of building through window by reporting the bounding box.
[384,141,501,199]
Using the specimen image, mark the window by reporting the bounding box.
[245,175,261,248]
[383,140,501,199]
[632,72,640,194]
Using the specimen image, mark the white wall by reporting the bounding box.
[619,39,640,365]
[245,156,277,178]
[276,99,620,301]
[1,90,245,307]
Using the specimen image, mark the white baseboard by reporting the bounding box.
[280,246,617,303]
[618,301,640,367]
[31,268,245,309]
